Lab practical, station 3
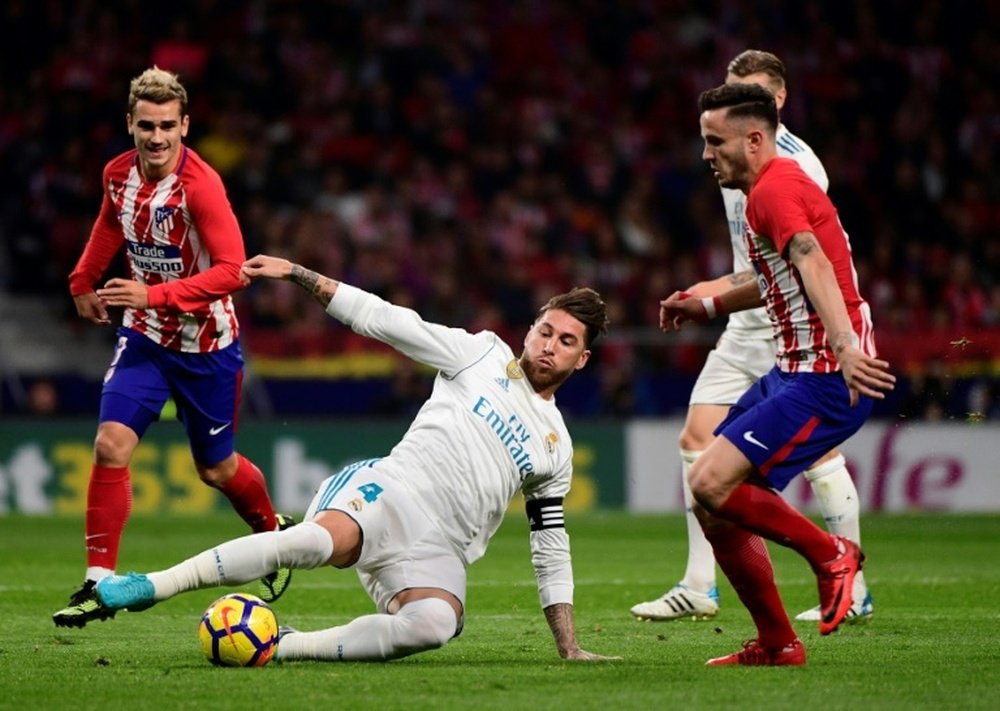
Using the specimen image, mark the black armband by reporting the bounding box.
[525,497,565,532]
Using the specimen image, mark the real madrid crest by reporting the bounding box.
[348,498,364,512]
[545,432,559,454]
[506,359,524,380]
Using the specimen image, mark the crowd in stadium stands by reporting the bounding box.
[1,1,998,419]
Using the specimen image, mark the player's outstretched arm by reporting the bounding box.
[659,279,761,332]
[543,602,620,661]
[683,268,757,299]
[241,254,340,307]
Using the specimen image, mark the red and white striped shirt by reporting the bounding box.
[745,157,876,373]
[69,147,244,353]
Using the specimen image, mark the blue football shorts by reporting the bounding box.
[715,365,873,491]
[99,327,244,466]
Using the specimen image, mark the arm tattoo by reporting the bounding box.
[728,269,755,287]
[543,602,578,656]
[790,232,820,258]
[290,264,338,307]
[830,331,853,356]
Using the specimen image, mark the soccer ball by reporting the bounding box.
[198,592,278,667]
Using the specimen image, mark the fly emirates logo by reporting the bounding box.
[471,396,534,478]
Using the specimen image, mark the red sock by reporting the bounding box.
[704,524,796,649]
[85,465,132,570]
[218,454,277,533]
[716,481,838,567]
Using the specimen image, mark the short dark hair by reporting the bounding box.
[538,287,609,348]
[727,50,787,89]
[698,83,778,131]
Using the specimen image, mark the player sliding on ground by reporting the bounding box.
[97,255,618,663]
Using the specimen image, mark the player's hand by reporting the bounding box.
[72,292,111,326]
[837,346,896,406]
[241,254,294,282]
[659,290,707,332]
[560,647,622,661]
[95,279,149,309]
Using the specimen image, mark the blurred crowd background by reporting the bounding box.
[1,0,998,420]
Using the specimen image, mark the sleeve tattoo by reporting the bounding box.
[290,264,338,306]
[543,602,578,656]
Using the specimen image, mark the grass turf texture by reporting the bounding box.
[2,512,997,710]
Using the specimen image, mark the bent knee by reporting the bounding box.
[196,454,238,486]
[401,598,458,650]
[688,460,729,510]
[679,426,713,454]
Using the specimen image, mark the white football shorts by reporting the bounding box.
[305,460,467,613]
[689,329,776,406]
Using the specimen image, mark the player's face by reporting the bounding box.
[520,309,591,398]
[700,109,752,193]
[127,99,190,181]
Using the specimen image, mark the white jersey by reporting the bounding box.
[721,124,828,338]
[327,284,576,606]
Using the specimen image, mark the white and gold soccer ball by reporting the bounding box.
[198,592,278,667]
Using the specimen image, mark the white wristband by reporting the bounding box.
[701,296,719,319]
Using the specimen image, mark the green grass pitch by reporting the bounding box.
[2,512,998,709]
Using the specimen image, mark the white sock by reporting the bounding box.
[148,521,333,600]
[679,449,716,594]
[804,455,868,595]
[278,597,457,661]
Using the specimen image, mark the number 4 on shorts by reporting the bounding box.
[358,483,383,503]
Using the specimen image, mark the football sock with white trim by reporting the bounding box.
[804,454,867,592]
[679,449,716,594]
[148,521,332,600]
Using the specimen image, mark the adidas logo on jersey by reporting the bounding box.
[494,377,510,391]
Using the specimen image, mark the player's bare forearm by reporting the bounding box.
[790,232,895,402]
[241,254,340,306]
[543,602,620,661]
[289,264,339,307]
[716,278,763,313]
[682,269,755,299]
[728,268,756,288]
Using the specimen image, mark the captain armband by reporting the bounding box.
[525,497,565,532]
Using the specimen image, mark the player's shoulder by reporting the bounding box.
[756,157,804,190]
[750,159,813,209]
[176,147,226,188]
[445,329,511,377]
[475,330,514,363]
[104,149,138,178]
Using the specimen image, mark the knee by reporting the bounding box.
[688,459,727,510]
[679,425,711,454]
[276,521,335,569]
[93,425,136,467]
[197,454,238,486]
[400,598,458,651]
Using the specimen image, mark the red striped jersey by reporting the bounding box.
[69,147,245,353]
[744,157,876,373]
